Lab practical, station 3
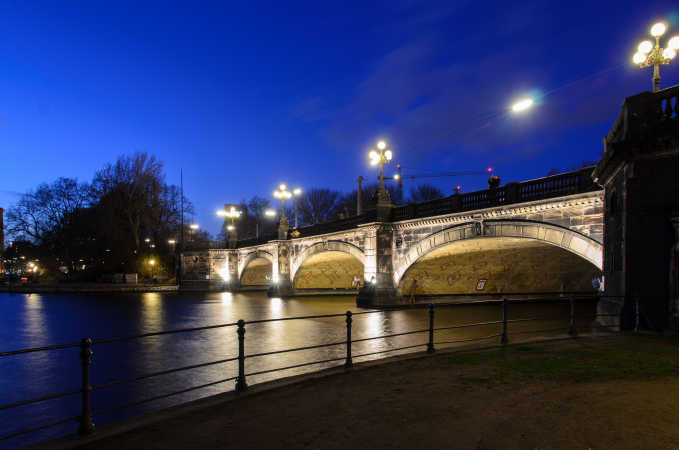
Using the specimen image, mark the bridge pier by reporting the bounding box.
[594,86,679,332]
[357,223,403,307]
[267,241,294,298]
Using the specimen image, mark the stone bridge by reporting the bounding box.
[182,167,604,306]
[181,85,679,331]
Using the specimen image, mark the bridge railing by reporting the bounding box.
[0,293,630,446]
[391,166,599,221]
[184,167,600,251]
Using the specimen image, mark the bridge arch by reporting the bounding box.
[291,240,365,287]
[239,250,274,285]
[394,219,602,287]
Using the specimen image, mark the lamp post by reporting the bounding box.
[189,223,199,243]
[368,140,393,190]
[149,259,155,280]
[217,206,242,247]
[632,22,679,92]
[292,187,302,229]
[368,140,394,221]
[273,184,292,239]
[262,209,276,238]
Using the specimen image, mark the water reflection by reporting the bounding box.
[269,297,283,314]
[23,294,48,349]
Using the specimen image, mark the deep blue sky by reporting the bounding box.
[1,1,678,235]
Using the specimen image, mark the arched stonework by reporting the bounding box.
[238,250,274,280]
[393,219,603,285]
[290,240,365,282]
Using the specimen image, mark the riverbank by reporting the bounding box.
[0,283,179,294]
[33,334,679,450]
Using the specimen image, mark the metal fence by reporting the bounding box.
[0,295,622,444]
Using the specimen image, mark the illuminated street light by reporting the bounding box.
[368,140,393,189]
[632,22,678,92]
[217,206,242,243]
[265,209,276,217]
[168,239,176,244]
[148,259,156,279]
[189,224,199,230]
[511,98,534,113]
[273,184,292,219]
[292,187,302,229]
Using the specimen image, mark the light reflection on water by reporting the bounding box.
[0,291,595,448]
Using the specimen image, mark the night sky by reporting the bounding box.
[1,1,678,235]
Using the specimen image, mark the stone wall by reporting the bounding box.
[398,238,601,295]
[240,257,272,286]
[293,251,363,289]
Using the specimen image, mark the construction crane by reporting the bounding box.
[387,165,493,203]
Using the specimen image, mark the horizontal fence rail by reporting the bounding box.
[0,294,633,444]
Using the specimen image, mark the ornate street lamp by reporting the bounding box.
[632,22,679,92]
[369,140,394,221]
[292,187,302,229]
[217,206,242,231]
[368,140,393,190]
[273,184,292,218]
[217,206,242,246]
[273,184,292,239]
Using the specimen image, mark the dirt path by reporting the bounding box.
[47,335,679,449]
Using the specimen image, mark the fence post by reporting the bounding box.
[500,298,508,344]
[634,297,640,333]
[235,320,248,393]
[344,311,353,369]
[78,338,95,436]
[568,296,577,337]
[427,304,435,354]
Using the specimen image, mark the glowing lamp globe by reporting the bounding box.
[377,141,387,150]
[638,40,653,54]
[511,98,533,112]
[651,22,666,37]
[663,48,676,60]
[632,52,646,64]
[384,150,393,161]
[668,36,679,51]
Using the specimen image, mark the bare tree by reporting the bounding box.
[298,188,342,225]
[6,177,90,244]
[91,153,165,251]
[409,184,444,203]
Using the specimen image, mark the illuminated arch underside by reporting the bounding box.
[397,237,601,295]
[240,257,272,286]
[293,251,364,289]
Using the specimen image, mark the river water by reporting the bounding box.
[0,291,596,448]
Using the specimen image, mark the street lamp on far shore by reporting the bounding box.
[632,22,678,92]
[148,259,156,280]
[293,187,302,229]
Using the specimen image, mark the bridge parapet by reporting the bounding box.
[391,166,599,222]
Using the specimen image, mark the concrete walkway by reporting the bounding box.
[35,334,679,450]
